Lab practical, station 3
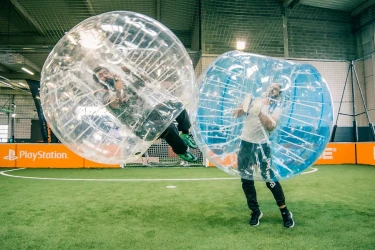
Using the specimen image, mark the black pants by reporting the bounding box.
[159,109,191,155]
[134,102,190,155]
[238,140,286,212]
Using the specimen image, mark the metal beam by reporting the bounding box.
[0,72,40,81]
[84,0,96,16]
[10,0,46,36]
[0,53,41,73]
[0,87,31,95]
[352,0,375,16]
[0,34,57,46]
[0,81,30,94]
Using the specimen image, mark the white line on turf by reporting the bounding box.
[301,167,318,174]
[0,167,318,182]
[0,168,237,182]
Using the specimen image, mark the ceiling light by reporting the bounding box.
[21,67,34,75]
[236,41,246,51]
[18,82,27,87]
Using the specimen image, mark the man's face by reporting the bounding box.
[268,84,281,99]
[96,68,115,86]
[96,69,113,82]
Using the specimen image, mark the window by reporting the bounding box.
[0,125,8,142]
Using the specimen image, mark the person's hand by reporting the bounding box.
[120,96,128,103]
[108,95,120,108]
[114,77,124,90]
[121,65,130,73]
[232,107,245,117]
[249,98,264,116]
[115,89,128,103]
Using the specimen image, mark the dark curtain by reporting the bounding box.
[26,79,58,143]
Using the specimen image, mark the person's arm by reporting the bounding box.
[259,106,281,131]
[259,111,278,131]
[108,95,121,109]
[121,65,150,83]
[248,99,280,131]
[232,94,252,118]
[232,105,245,117]
[102,90,121,109]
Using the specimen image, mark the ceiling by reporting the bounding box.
[0,0,373,92]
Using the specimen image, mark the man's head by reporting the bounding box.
[266,83,282,100]
[93,66,115,89]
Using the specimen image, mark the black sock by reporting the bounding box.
[252,209,260,214]
[280,206,288,214]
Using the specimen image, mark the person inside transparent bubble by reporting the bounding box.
[93,66,198,162]
[232,83,295,228]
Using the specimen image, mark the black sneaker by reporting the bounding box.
[177,151,198,162]
[249,210,263,226]
[282,211,295,228]
[180,133,197,149]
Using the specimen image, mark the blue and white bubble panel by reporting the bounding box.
[190,51,333,181]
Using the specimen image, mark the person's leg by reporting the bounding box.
[160,123,186,154]
[265,181,294,228]
[175,109,191,134]
[260,144,286,207]
[175,109,197,149]
[266,181,286,208]
[241,178,259,212]
[160,123,197,162]
[241,177,263,226]
[239,141,263,226]
[260,144,294,228]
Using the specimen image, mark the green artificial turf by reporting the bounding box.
[0,165,374,249]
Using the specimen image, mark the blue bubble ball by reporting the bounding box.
[190,51,333,181]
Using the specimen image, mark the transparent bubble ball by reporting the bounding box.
[190,51,333,181]
[40,11,195,164]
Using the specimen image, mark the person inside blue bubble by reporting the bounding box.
[232,83,295,228]
[92,66,198,162]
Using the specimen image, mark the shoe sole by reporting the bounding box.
[284,212,295,228]
[250,212,263,226]
[178,155,198,162]
[183,159,198,162]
